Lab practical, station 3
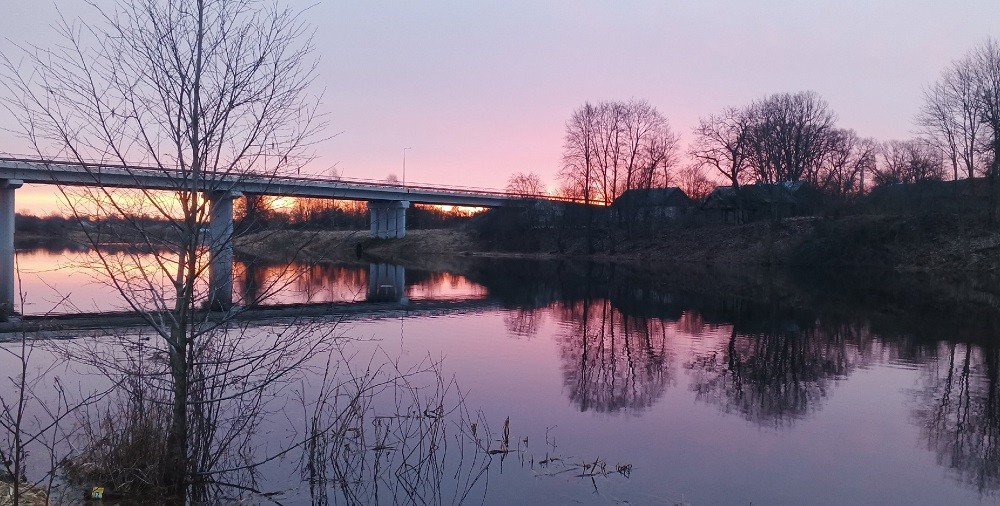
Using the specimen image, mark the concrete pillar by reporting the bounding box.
[369,203,379,237]
[368,200,410,239]
[207,190,242,311]
[394,201,410,238]
[367,262,407,303]
[386,205,397,238]
[0,179,23,321]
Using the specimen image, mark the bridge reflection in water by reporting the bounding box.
[367,263,407,303]
[235,260,466,307]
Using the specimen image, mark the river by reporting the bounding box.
[4,246,1000,505]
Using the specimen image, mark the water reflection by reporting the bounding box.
[233,260,486,306]
[913,342,1000,494]
[554,299,672,413]
[367,263,407,303]
[15,248,1000,499]
[685,318,872,427]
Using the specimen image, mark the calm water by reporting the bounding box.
[6,248,1000,505]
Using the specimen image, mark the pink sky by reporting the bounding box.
[3,1,1000,214]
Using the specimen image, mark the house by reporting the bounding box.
[611,187,692,223]
[863,178,989,215]
[780,181,824,216]
[702,184,798,223]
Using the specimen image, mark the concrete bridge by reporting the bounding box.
[0,157,531,315]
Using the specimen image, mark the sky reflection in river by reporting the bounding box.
[7,249,1000,504]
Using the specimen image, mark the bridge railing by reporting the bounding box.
[0,154,589,204]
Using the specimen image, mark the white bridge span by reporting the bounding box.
[0,157,529,315]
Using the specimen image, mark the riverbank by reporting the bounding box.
[233,213,1000,273]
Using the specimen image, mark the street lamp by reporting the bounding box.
[402,147,412,186]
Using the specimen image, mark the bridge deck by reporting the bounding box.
[0,157,524,207]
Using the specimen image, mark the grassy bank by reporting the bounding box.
[234,213,1000,273]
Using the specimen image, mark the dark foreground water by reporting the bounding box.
[6,248,1000,505]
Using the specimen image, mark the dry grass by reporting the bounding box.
[0,481,48,506]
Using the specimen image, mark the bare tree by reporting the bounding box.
[505,172,546,198]
[817,129,878,197]
[674,163,715,202]
[2,0,327,498]
[560,102,600,203]
[918,57,984,181]
[970,40,1000,224]
[745,91,837,185]
[561,99,679,205]
[921,39,1000,224]
[873,139,945,187]
[690,106,753,187]
[561,102,600,253]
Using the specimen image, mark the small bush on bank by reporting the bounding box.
[64,396,171,501]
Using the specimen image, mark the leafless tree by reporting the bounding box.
[561,99,679,205]
[2,0,328,499]
[745,91,837,185]
[873,139,945,187]
[921,39,1000,224]
[817,129,878,197]
[561,103,600,203]
[918,57,985,181]
[505,172,546,198]
[970,40,1000,224]
[674,163,715,202]
[690,106,753,187]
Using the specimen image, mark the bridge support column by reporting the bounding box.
[208,190,242,311]
[1,180,22,321]
[367,263,407,303]
[368,200,410,239]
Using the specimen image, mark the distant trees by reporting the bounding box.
[745,91,838,185]
[505,172,546,198]
[693,92,887,199]
[674,164,715,201]
[873,139,944,187]
[560,99,679,205]
[819,129,878,197]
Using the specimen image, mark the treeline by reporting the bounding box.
[239,197,478,231]
[509,39,1000,216]
[16,199,479,237]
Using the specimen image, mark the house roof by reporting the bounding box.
[703,184,798,209]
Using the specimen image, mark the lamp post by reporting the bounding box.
[402,147,412,186]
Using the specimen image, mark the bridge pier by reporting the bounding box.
[0,180,22,321]
[207,190,242,311]
[368,200,410,239]
[367,263,407,303]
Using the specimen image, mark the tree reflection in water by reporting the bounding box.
[912,342,1000,494]
[554,299,672,413]
[686,317,872,428]
[504,308,544,338]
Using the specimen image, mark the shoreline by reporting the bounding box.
[233,213,1000,274]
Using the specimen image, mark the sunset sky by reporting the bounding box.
[2,1,999,214]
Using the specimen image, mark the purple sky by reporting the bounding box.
[2,1,999,212]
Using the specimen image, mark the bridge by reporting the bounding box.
[0,261,496,337]
[0,156,553,315]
